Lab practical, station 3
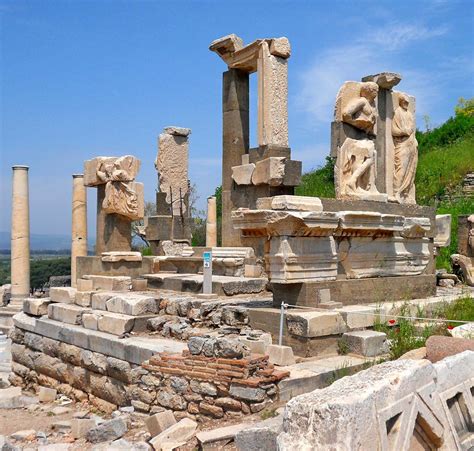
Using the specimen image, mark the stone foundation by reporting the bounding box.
[270,274,437,307]
[9,315,287,421]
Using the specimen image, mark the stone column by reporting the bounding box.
[10,166,30,303]
[222,69,249,247]
[206,196,217,247]
[71,174,88,287]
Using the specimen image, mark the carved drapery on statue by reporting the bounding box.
[332,73,419,205]
[392,93,418,204]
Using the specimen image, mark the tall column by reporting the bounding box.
[71,174,88,287]
[206,196,217,247]
[222,69,249,247]
[10,166,30,303]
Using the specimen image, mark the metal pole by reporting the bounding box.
[279,302,287,346]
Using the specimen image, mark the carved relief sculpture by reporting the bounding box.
[333,81,386,201]
[392,93,418,204]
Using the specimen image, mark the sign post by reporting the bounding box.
[203,251,212,295]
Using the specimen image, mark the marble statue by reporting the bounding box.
[392,93,418,204]
[334,81,385,201]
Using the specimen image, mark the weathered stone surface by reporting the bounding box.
[84,155,140,186]
[71,418,96,439]
[286,311,346,338]
[277,356,472,450]
[149,418,197,451]
[361,72,401,89]
[75,291,93,307]
[266,344,295,366]
[235,415,283,451]
[156,389,186,410]
[155,128,190,216]
[76,278,93,292]
[426,335,474,363]
[449,322,474,339]
[38,386,57,402]
[106,357,132,383]
[199,401,224,418]
[229,385,266,402]
[82,312,99,330]
[336,305,377,329]
[197,423,248,448]
[342,330,386,357]
[269,37,291,58]
[86,417,127,443]
[256,195,322,212]
[232,164,255,185]
[81,350,107,374]
[48,303,88,325]
[49,287,77,304]
[106,294,158,316]
[97,312,135,336]
[23,298,50,316]
[145,410,176,437]
[101,251,142,262]
[83,275,131,292]
[252,157,286,186]
[91,292,115,310]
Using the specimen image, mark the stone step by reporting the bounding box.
[82,310,155,336]
[13,312,187,365]
[86,292,159,316]
[47,301,155,336]
[82,275,132,292]
[143,273,267,296]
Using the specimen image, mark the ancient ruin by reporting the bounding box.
[452,215,474,285]
[0,32,472,451]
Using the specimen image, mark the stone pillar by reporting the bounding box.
[71,174,88,287]
[10,166,30,302]
[222,69,249,247]
[257,41,289,147]
[206,196,217,247]
[95,185,132,255]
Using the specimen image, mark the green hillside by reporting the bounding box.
[295,98,474,270]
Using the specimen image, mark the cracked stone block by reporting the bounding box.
[48,303,89,325]
[145,410,177,437]
[286,311,346,338]
[97,312,135,336]
[76,278,94,292]
[232,163,255,185]
[252,157,286,186]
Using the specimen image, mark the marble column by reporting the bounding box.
[10,165,30,303]
[206,196,217,248]
[222,69,249,247]
[71,174,88,287]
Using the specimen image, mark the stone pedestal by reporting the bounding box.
[95,185,132,255]
[71,175,88,287]
[10,166,30,303]
[206,196,217,247]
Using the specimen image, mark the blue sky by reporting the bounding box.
[1,0,473,238]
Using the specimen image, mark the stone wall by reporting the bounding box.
[9,323,287,421]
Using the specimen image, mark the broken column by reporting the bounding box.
[10,165,30,302]
[210,34,301,246]
[146,127,192,254]
[83,155,144,254]
[206,196,217,247]
[71,174,88,287]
